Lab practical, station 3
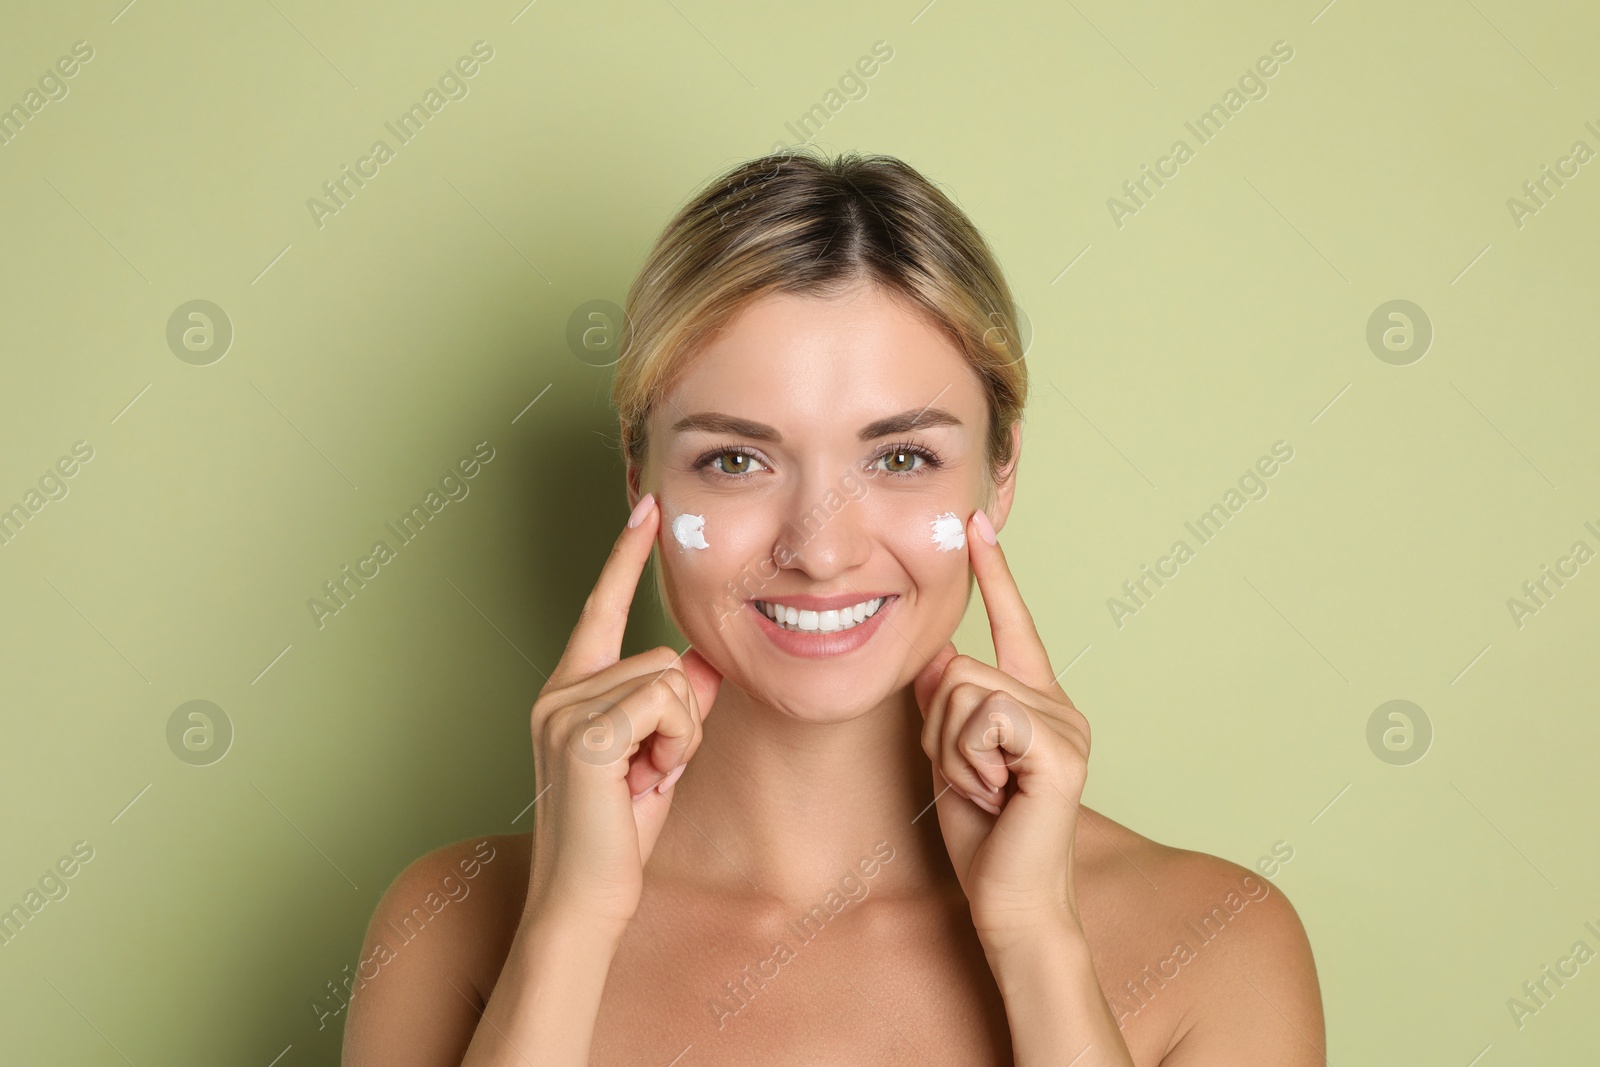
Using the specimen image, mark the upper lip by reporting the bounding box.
[751,592,896,611]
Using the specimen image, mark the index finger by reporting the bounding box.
[967,508,1058,692]
[551,492,660,685]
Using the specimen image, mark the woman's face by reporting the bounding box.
[632,282,1019,722]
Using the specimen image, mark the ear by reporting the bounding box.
[987,421,1022,534]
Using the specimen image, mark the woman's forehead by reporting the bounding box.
[658,290,986,433]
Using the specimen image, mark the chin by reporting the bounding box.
[729,666,902,725]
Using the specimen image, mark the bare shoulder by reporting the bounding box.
[1075,808,1325,1066]
[340,832,532,1065]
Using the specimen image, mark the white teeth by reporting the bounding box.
[757,597,886,633]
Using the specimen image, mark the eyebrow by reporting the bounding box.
[669,407,964,442]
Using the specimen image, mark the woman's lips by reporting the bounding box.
[749,595,898,658]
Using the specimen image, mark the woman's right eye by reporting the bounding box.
[703,449,769,477]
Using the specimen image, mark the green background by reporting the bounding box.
[2,0,1596,1062]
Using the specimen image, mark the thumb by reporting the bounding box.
[912,641,958,715]
[681,647,723,722]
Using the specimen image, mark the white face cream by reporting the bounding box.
[929,511,966,552]
[671,512,710,550]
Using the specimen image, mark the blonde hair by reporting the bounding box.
[613,148,1029,482]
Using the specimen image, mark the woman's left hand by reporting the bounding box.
[912,509,1092,948]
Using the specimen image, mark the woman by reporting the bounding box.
[343,150,1325,1065]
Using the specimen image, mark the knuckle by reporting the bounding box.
[656,666,689,697]
[942,687,978,740]
[536,706,569,751]
[549,699,592,738]
[627,679,683,725]
[948,681,983,710]
[947,653,978,675]
[978,689,1020,716]
[641,673,682,709]
[936,662,969,695]
[530,682,564,717]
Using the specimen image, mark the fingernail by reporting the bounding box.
[631,781,657,801]
[656,763,687,794]
[973,508,998,546]
[627,492,655,529]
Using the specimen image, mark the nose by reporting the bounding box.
[771,469,871,581]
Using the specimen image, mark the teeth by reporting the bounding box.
[757,597,886,633]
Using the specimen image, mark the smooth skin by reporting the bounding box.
[343,283,1325,1065]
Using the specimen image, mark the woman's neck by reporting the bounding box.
[652,679,959,908]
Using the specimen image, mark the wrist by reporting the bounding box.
[523,893,633,947]
[979,914,1092,986]
[973,902,1083,955]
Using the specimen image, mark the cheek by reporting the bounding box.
[869,497,974,575]
[658,501,785,640]
[927,510,967,553]
[661,503,773,558]
[667,511,711,551]
[657,501,776,595]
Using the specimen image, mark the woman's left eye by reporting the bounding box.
[872,447,937,476]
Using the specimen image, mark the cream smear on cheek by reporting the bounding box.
[671,512,710,550]
[929,511,966,552]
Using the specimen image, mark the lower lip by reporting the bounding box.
[749,596,898,658]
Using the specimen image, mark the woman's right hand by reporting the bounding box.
[525,491,722,934]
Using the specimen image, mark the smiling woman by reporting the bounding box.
[342,149,1325,1066]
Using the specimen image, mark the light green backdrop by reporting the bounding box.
[2,0,1596,1063]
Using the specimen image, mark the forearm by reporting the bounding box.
[459,909,624,1067]
[985,922,1136,1067]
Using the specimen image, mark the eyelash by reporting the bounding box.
[694,439,944,480]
